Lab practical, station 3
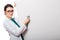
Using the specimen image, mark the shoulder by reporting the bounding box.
[3,19,7,28]
[3,18,10,26]
[3,19,7,26]
[14,17,20,21]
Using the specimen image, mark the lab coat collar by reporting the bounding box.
[5,16,14,20]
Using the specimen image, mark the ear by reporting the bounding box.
[4,11,6,15]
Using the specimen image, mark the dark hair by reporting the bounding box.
[4,4,13,11]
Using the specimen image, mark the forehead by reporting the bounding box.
[6,7,13,11]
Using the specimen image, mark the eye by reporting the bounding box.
[7,10,14,12]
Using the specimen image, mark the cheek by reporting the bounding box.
[6,13,11,16]
[7,14,10,16]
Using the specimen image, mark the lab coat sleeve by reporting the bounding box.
[3,21,27,37]
[15,17,27,33]
[20,22,27,33]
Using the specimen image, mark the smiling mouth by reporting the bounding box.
[11,14,13,15]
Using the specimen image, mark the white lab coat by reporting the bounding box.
[3,17,27,40]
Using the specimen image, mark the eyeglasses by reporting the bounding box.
[6,10,14,12]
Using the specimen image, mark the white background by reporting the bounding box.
[16,0,60,40]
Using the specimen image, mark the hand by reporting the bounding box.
[23,18,30,25]
[14,2,16,7]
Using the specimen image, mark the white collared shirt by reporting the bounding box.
[3,17,27,40]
